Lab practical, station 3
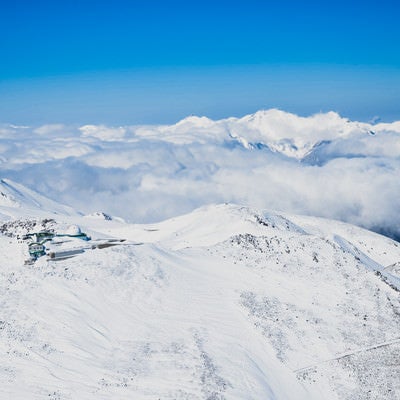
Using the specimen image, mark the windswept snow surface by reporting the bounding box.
[0,179,79,219]
[1,194,400,399]
[1,109,400,239]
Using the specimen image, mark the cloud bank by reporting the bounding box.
[1,109,399,239]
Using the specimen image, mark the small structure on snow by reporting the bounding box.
[57,225,90,241]
[24,225,90,263]
[28,242,46,258]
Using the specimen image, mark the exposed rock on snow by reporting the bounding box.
[84,212,113,221]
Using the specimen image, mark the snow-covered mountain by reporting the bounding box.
[1,183,399,399]
[0,178,80,219]
[133,109,399,160]
[1,109,399,241]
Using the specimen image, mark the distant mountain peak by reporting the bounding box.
[174,115,215,128]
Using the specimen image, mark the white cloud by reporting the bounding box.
[34,124,66,135]
[1,109,400,239]
[79,124,127,141]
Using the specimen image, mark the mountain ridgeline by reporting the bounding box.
[1,109,400,241]
[0,180,399,399]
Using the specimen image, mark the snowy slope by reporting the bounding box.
[0,178,79,219]
[0,189,400,399]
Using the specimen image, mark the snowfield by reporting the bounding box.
[0,181,399,399]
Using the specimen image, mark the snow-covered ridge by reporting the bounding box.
[0,178,79,218]
[103,109,399,159]
[3,109,399,159]
[0,187,399,399]
[1,109,400,240]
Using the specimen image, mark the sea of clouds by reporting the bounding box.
[1,109,399,239]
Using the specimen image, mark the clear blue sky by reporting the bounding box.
[1,0,399,124]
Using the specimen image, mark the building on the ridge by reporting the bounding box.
[28,242,46,259]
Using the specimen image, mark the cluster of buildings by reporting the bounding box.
[23,225,90,262]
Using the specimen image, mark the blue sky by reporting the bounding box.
[1,0,400,124]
